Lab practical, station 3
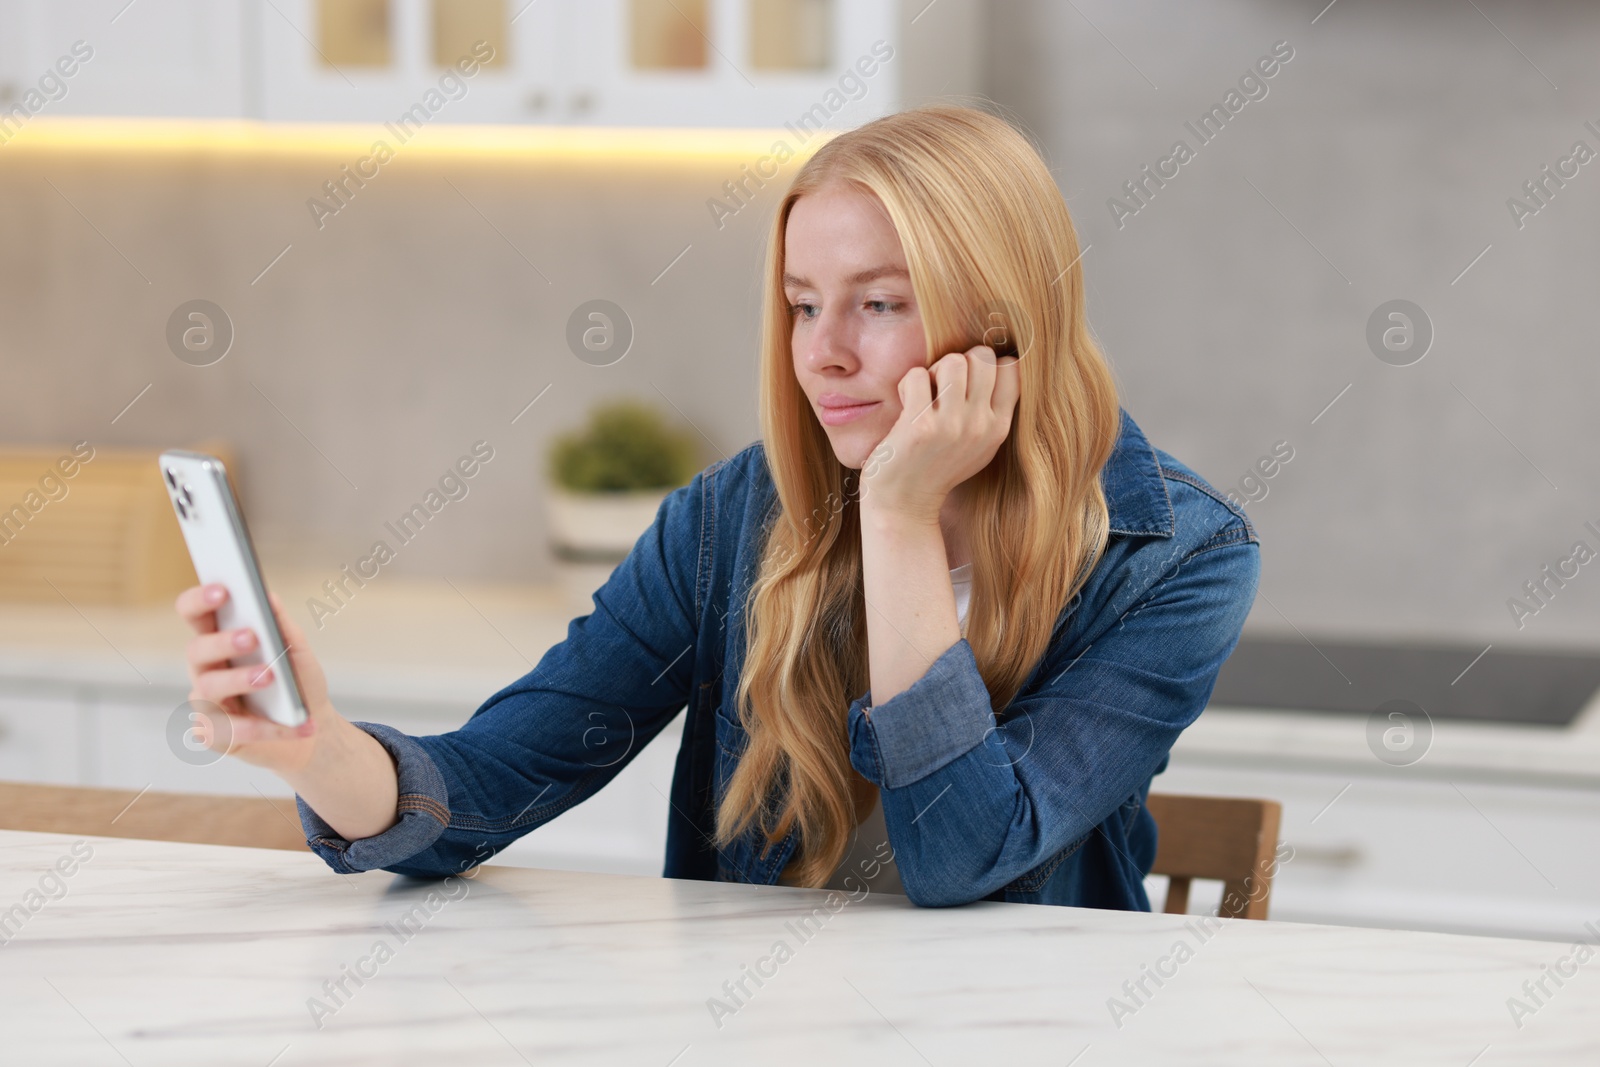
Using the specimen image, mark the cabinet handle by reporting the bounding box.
[1290,844,1363,869]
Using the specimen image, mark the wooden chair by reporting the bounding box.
[1146,793,1282,920]
[0,782,309,852]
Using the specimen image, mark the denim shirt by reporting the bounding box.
[298,409,1261,910]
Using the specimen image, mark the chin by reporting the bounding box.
[822,432,874,471]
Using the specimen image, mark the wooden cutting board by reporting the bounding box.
[0,441,232,604]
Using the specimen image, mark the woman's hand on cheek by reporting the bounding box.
[860,345,1020,523]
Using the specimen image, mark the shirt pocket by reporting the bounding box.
[710,684,745,793]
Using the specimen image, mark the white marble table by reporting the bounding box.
[0,829,1594,1066]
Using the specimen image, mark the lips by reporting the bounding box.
[816,398,881,426]
[816,392,878,408]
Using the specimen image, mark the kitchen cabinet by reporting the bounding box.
[0,690,84,784]
[0,676,679,878]
[0,0,248,120]
[269,0,981,128]
[89,686,303,798]
[1157,726,1600,944]
[0,571,688,875]
[0,0,980,128]
[258,0,560,124]
[556,0,901,129]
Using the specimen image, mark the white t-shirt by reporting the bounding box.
[823,563,974,896]
[951,561,973,633]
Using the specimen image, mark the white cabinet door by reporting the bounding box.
[260,0,433,123]
[447,0,561,124]
[0,690,83,784]
[0,0,246,119]
[560,0,896,129]
[0,2,26,107]
[1154,759,1600,943]
[90,691,294,798]
[259,0,557,124]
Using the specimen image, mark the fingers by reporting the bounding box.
[961,344,1021,418]
[991,354,1021,418]
[186,626,258,679]
[930,351,969,406]
[898,362,934,421]
[963,345,994,407]
[175,583,227,635]
[185,698,298,751]
[189,690,244,722]
[192,661,278,706]
[224,706,302,746]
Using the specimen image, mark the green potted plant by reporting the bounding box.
[545,399,701,610]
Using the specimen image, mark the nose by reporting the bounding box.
[800,303,858,375]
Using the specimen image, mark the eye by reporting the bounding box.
[787,301,818,320]
[864,299,904,314]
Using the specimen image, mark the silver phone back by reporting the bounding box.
[158,450,308,727]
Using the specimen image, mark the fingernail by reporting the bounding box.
[207,586,224,603]
[253,667,274,686]
[233,630,253,649]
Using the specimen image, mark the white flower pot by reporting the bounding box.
[546,487,671,613]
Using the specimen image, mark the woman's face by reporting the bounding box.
[784,180,928,470]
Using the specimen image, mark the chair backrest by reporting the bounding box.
[1145,792,1282,920]
[0,782,309,852]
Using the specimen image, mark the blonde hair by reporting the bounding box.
[715,105,1120,887]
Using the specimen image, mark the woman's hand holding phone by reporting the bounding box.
[178,585,326,773]
[861,343,1021,522]
[176,584,404,840]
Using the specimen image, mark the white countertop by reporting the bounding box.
[1172,702,1600,789]
[0,828,1593,1065]
[2,573,1597,785]
[0,570,575,708]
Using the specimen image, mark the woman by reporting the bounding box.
[176,105,1259,909]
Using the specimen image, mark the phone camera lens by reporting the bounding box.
[181,484,195,507]
[174,497,190,520]
[164,467,179,490]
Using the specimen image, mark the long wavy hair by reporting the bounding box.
[714,105,1121,887]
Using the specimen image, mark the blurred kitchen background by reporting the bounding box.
[1,0,1597,942]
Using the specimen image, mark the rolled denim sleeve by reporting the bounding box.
[296,722,451,874]
[847,537,1259,908]
[846,639,994,790]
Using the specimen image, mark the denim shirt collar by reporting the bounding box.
[1101,409,1176,538]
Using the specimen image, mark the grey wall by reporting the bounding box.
[987,0,1600,650]
[0,146,776,587]
[3,0,1597,650]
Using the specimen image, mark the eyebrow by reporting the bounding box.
[782,265,910,289]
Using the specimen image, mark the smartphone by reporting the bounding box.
[158,450,308,727]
